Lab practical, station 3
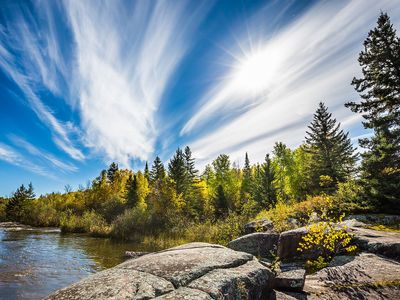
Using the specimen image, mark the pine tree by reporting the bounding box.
[168,148,186,194]
[260,154,277,208]
[345,13,400,210]
[306,102,358,194]
[6,183,35,221]
[107,162,119,183]
[241,152,252,196]
[183,146,198,182]
[144,162,150,181]
[126,174,139,207]
[150,156,166,182]
[214,184,228,218]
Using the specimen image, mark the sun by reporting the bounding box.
[232,46,279,95]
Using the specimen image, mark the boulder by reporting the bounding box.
[304,253,400,299]
[228,232,279,259]
[244,219,274,234]
[45,242,274,300]
[277,227,311,261]
[273,266,306,292]
[346,214,400,225]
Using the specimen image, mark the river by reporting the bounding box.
[0,226,154,300]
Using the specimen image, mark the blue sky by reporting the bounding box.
[0,0,399,196]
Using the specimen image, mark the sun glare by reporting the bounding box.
[232,47,279,95]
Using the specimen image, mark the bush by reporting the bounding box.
[60,210,110,236]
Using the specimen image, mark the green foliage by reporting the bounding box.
[0,197,8,221]
[6,183,35,222]
[346,13,400,213]
[305,102,358,194]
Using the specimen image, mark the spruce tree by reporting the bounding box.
[126,174,139,207]
[6,183,35,222]
[260,154,277,208]
[107,162,119,183]
[345,13,400,210]
[144,161,150,181]
[150,156,166,182]
[306,102,358,194]
[168,148,186,194]
[241,152,252,196]
[183,146,198,182]
[214,184,228,218]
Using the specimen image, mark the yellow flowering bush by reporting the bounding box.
[297,214,357,272]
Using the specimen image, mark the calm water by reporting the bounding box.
[0,227,152,300]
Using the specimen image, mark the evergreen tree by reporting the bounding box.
[306,102,358,194]
[214,184,228,218]
[150,156,166,182]
[168,148,186,194]
[345,13,400,210]
[241,152,252,196]
[6,183,35,221]
[144,162,150,181]
[183,146,198,182]
[107,162,119,183]
[126,174,139,207]
[259,154,277,208]
[273,142,293,201]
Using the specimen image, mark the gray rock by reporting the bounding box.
[273,268,306,292]
[244,219,274,234]
[269,290,307,300]
[188,258,274,299]
[125,251,150,259]
[228,232,279,259]
[277,227,312,261]
[347,226,400,261]
[46,242,274,299]
[304,253,400,299]
[346,214,400,225]
[118,244,253,287]
[44,268,174,300]
[154,287,212,299]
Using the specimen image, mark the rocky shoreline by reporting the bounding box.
[44,216,400,299]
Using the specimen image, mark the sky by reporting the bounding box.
[0,0,399,196]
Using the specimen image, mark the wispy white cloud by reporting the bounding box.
[183,0,400,167]
[64,0,208,166]
[0,4,84,161]
[0,143,55,178]
[9,135,78,173]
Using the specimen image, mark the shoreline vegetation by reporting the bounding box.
[0,13,399,252]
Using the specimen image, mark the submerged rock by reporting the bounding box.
[228,232,279,259]
[45,242,274,300]
[124,251,149,259]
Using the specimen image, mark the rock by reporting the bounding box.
[328,255,356,267]
[46,243,274,299]
[154,287,212,299]
[273,267,306,292]
[188,258,273,299]
[0,222,33,231]
[347,226,400,261]
[228,232,279,259]
[338,219,367,228]
[44,268,175,300]
[304,253,400,299]
[244,219,274,234]
[269,290,307,300]
[277,227,312,261]
[124,251,149,259]
[346,214,400,225]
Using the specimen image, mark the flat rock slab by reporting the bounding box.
[188,259,273,299]
[154,287,212,300]
[347,226,400,261]
[228,232,279,259]
[269,290,307,300]
[118,244,253,287]
[45,242,272,300]
[44,268,174,300]
[273,268,306,292]
[304,253,400,299]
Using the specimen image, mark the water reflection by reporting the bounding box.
[0,228,152,300]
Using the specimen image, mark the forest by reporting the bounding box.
[0,13,399,248]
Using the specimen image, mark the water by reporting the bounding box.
[0,227,151,300]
